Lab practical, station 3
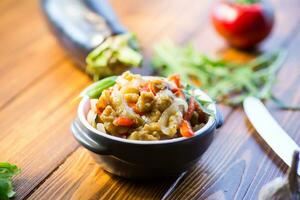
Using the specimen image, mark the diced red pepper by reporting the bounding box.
[184,96,195,121]
[168,74,181,88]
[96,98,107,114]
[150,82,158,95]
[140,82,156,95]
[128,102,144,115]
[179,120,194,137]
[140,83,150,92]
[174,89,185,99]
[194,101,207,123]
[171,87,178,93]
[114,117,135,127]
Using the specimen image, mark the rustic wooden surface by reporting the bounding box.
[0,0,299,199]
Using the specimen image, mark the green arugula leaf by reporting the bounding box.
[152,41,299,110]
[235,0,260,4]
[0,162,20,200]
[183,86,215,117]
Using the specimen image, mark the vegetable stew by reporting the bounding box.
[86,72,212,141]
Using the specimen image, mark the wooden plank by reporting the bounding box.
[26,0,300,199]
[0,0,48,57]
[24,0,226,199]
[166,27,300,200]
[111,0,213,53]
[28,147,173,200]
[0,0,68,108]
[167,0,300,196]
[0,0,211,109]
[0,60,91,199]
[0,0,215,198]
[0,34,66,108]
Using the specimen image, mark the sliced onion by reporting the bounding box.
[96,123,106,133]
[173,98,188,112]
[113,91,139,120]
[87,110,97,128]
[116,76,129,85]
[156,89,175,99]
[131,77,145,88]
[90,99,98,112]
[158,98,188,135]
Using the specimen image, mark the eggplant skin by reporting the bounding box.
[41,0,118,69]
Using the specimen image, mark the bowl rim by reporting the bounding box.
[77,82,218,145]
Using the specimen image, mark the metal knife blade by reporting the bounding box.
[243,96,300,171]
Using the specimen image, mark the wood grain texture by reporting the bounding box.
[167,25,300,200]
[28,147,174,200]
[27,0,300,200]
[1,0,216,199]
[0,60,90,199]
[0,0,67,108]
[0,0,299,199]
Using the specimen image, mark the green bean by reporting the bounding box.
[84,76,117,98]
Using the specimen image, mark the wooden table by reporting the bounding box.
[1,0,300,199]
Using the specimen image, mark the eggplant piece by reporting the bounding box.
[41,0,126,69]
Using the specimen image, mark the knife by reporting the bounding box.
[243,96,300,173]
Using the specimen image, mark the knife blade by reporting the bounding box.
[243,96,300,171]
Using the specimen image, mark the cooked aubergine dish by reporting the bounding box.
[85,71,214,141]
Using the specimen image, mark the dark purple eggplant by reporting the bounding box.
[41,0,127,69]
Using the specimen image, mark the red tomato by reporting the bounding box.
[211,0,274,49]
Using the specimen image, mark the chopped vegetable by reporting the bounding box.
[184,96,195,121]
[86,33,142,80]
[114,117,135,127]
[152,41,300,110]
[147,82,157,95]
[0,162,20,200]
[168,74,181,88]
[82,76,117,98]
[179,120,194,137]
[183,85,215,116]
[235,0,260,4]
[212,0,273,48]
[86,72,210,140]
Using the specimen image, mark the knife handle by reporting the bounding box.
[84,0,127,35]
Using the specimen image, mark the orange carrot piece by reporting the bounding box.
[96,98,107,114]
[114,117,135,126]
[179,120,194,137]
[168,74,181,88]
[174,89,185,99]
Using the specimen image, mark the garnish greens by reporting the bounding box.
[152,41,300,110]
[234,0,260,4]
[82,76,117,98]
[183,85,215,116]
[86,33,142,81]
[0,162,20,200]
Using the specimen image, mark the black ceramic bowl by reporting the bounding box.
[71,84,223,179]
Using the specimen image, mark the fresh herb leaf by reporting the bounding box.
[271,95,300,110]
[183,86,215,116]
[152,41,298,110]
[0,162,20,200]
[234,0,260,4]
[86,33,142,81]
